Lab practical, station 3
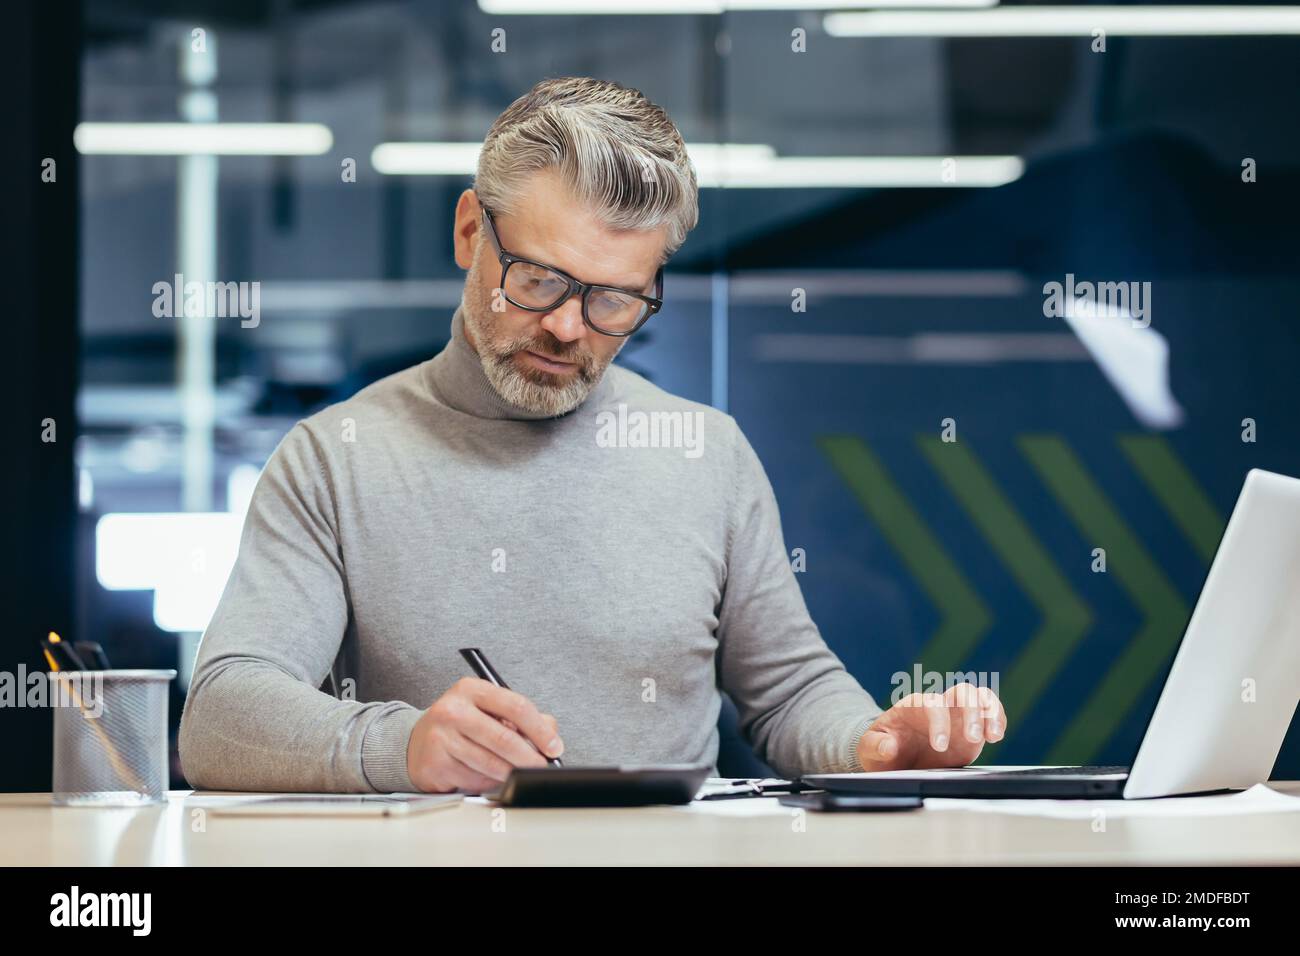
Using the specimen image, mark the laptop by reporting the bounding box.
[805,468,1300,800]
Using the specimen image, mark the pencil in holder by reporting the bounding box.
[51,669,177,806]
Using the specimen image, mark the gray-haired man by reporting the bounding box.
[179,76,1005,794]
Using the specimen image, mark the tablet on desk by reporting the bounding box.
[489,765,712,807]
[207,794,464,817]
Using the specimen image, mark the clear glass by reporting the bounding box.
[504,260,650,332]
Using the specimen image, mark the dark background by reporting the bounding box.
[5,0,1299,790]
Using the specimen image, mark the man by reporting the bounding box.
[179,76,1005,794]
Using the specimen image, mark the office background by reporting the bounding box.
[6,0,1299,789]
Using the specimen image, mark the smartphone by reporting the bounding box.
[779,791,923,812]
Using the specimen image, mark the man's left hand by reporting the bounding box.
[856,683,1006,770]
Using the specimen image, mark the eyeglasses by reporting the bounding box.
[480,205,663,337]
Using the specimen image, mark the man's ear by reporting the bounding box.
[452,189,482,271]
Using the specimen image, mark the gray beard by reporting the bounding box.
[461,298,610,417]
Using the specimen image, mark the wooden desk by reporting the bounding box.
[4,785,1300,866]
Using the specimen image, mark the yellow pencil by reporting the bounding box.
[48,631,148,796]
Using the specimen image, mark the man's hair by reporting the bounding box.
[474,77,699,265]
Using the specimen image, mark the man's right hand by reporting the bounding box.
[406,677,564,793]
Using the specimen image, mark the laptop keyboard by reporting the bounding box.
[995,766,1129,776]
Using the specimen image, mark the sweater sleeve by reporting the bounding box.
[714,419,883,778]
[177,423,423,793]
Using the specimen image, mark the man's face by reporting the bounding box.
[453,168,668,416]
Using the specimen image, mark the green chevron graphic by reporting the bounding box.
[819,436,991,673]
[917,437,1092,730]
[1118,435,1225,565]
[1019,436,1190,764]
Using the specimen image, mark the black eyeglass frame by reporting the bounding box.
[480,205,664,337]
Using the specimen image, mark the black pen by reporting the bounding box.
[74,640,112,670]
[44,632,88,671]
[458,648,564,767]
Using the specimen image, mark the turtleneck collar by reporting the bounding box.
[425,301,611,421]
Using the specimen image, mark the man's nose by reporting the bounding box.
[539,294,586,343]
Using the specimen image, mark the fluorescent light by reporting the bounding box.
[74,122,333,156]
[371,141,777,176]
[479,0,996,12]
[825,6,1300,37]
[696,154,1023,188]
[95,512,243,633]
[372,140,1022,188]
[95,513,241,591]
[755,332,1090,364]
[227,464,262,518]
[153,567,234,633]
[371,141,483,175]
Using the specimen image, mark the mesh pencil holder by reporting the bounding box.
[51,669,177,806]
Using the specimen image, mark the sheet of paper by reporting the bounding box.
[183,791,435,806]
[669,796,794,816]
[694,777,792,798]
[922,783,1300,818]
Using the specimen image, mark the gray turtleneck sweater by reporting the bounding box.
[178,305,882,793]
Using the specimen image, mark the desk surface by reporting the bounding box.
[5,785,1300,866]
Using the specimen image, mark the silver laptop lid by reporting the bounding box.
[1125,469,1300,798]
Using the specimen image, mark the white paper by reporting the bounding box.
[669,796,794,816]
[922,783,1300,818]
